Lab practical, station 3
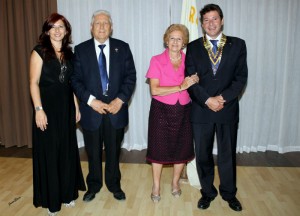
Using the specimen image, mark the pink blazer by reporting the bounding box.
[146,49,191,105]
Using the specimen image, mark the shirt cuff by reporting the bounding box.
[87,95,96,106]
[205,98,209,105]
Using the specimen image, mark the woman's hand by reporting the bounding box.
[35,110,48,131]
[180,73,199,90]
[190,73,199,83]
[74,94,81,122]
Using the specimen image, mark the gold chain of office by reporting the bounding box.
[203,34,227,65]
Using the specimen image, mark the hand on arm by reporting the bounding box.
[149,73,199,96]
[180,73,199,90]
[191,73,200,83]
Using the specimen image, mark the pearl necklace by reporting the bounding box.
[170,53,181,62]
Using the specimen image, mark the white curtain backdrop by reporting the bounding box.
[58,0,300,153]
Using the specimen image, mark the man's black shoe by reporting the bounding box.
[197,196,215,209]
[227,197,242,211]
[113,190,126,201]
[83,191,96,202]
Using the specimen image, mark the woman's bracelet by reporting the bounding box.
[35,106,43,111]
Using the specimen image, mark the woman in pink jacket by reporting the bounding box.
[146,24,199,202]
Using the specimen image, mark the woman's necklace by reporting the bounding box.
[170,53,182,62]
[52,44,62,53]
[52,44,63,61]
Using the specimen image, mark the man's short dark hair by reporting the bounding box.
[200,4,223,24]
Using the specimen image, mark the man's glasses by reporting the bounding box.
[59,64,67,83]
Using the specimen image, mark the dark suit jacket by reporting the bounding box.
[185,36,248,124]
[71,38,136,130]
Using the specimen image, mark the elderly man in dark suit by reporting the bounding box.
[71,10,136,202]
[185,4,247,212]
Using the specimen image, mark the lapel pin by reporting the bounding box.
[115,48,118,53]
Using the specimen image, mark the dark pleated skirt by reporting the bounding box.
[146,98,194,164]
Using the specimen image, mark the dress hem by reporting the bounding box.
[146,156,195,165]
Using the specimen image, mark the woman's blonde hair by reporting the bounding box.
[163,24,189,48]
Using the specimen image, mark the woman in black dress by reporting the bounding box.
[29,13,86,215]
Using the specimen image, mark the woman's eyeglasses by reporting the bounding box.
[59,64,67,83]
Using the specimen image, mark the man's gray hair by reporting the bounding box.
[91,10,113,25]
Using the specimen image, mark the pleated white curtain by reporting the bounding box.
[58,0,300,153]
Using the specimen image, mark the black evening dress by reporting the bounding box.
[32,45,86,212]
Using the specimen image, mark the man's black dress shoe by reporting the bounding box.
[227,197,242,211]
[113,190,126,201]
[83,191,96,202]
[197,196,215,209]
